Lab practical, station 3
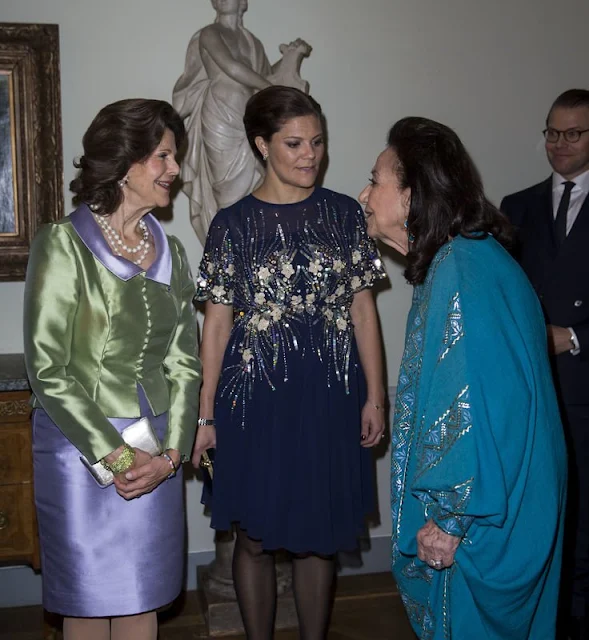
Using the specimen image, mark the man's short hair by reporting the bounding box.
[547,89,589,124]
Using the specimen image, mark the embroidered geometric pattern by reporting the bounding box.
[391,244,453,550]
[418,478,475,537]
[438,292,463,362]
[401,592,435,640]
[402,558,434,585]
[415,385,473,479]
[391,313,422,543]
[390,242,470,636]
[441,566,455,639]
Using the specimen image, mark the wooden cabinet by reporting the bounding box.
[0,389,40,570]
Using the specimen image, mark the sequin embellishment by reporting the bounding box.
[195,191,387,425]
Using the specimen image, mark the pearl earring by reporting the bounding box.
[117,176,128,188]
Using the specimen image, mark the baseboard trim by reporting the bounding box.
[0,535,391,609]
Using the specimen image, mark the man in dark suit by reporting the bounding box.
[501,89,589,640]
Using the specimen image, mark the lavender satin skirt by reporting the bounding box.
[33,392,185,617]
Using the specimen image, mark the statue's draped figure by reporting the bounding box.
[173,2,311,243]
[173,27,269,243]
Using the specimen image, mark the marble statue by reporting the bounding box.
[173,0,312,244]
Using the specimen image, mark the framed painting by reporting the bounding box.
[0,23,63,281]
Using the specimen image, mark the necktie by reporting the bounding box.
[554,181,575,246]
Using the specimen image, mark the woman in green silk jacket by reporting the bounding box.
[23,99,201,640]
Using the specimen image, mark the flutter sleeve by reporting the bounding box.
[346,199,387,294]
[195,211,235,305]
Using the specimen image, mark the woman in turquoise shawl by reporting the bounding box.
[359,117,567,639]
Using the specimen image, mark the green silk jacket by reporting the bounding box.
[24,205,202,464]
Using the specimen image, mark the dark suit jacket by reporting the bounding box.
[501,178,589,405]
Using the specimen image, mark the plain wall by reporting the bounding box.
[1,0,588,599]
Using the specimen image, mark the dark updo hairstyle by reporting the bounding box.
[243,85,322,161]
[387,117,513,285]
[70,98,185,215]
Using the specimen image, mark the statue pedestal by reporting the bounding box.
[197,564,298,636]
[197,530,297,636]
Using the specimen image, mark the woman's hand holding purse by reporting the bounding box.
[191,424,216,469]
[114,448,179,500]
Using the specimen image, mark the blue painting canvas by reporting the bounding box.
[0,73,16,234]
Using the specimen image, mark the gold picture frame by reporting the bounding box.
[0,23,63,281]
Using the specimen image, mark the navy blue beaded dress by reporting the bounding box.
[196,188,387,555]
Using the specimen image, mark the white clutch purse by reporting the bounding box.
[80,417,162,488]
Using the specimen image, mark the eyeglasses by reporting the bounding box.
[543,128,589,143]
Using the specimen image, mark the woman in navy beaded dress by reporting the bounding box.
[193,86,386,638]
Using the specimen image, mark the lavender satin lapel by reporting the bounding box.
[70,205,143,281]
[144,214,172,286]
[70,206,173,284]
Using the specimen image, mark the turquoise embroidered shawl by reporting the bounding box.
[391,235,566,639]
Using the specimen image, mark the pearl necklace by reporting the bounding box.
[94,214,151,265]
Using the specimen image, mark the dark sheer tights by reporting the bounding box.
[232,528,335,640]
[233,528,277,640]
[291,553,335,640]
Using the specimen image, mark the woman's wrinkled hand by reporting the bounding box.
[417,519,461,570]
[360,401,386,447]
[113,448,170,500]
[191,425,216,468]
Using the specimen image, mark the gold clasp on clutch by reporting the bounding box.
[200,451,214,479]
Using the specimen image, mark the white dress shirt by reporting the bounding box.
[552,168,589,235]
[551,169,589,355]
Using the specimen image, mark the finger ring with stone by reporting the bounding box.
[429,559,443,569]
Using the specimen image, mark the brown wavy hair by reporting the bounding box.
[243,86,322,161]
[70,98,185,215]
[387,117,513,285]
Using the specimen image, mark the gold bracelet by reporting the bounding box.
[100,444,135,475]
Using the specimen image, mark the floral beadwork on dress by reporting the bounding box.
[195,188,386,424]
